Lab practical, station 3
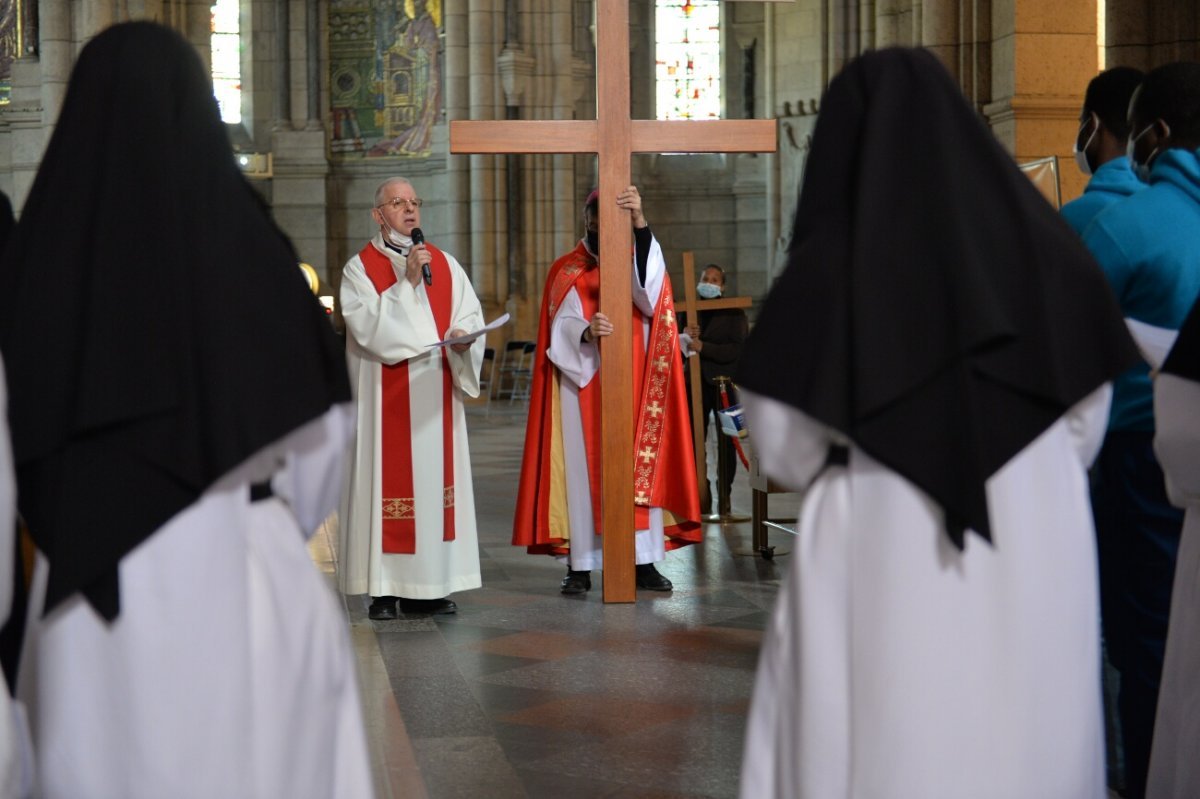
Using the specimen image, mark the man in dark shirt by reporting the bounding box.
[682,264,749,514]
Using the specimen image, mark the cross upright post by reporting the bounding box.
[450,0,776,603]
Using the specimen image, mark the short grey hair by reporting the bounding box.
[374,177,413,207]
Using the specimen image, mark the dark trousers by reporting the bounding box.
[1092,431,1184,799]
[685,376,738,513]
[701,380,737,510]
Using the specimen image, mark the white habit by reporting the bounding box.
[0,360,31,799]
[1147,373,1200,798]
[17,404,375,799]
[548,237,668,570]
[339,234,484,599]
[739,386,1112,799]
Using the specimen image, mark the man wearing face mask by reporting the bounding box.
[1061,66,1145,236]
[339,177,486,620]
[679,265,749,514]
[513,187,702,595]
[1081,62,1200,799]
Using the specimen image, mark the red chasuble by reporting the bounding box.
[358,242,456,554]
[512,242,701,555]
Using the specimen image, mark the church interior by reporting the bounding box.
[2,0,1199,796]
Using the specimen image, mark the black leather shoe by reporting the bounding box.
[399,597,458,615]
[635,563,673,591]
[368,596,398,620]
[561,569,592,594]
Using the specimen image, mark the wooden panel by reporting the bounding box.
[448,120,599,154]
[631,120,778,154]
[597,0,636,604]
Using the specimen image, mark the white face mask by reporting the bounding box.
[1073,115,1098,176]
[1127,121,1168,184]
[697,282,722,299]
[383,223,412,249]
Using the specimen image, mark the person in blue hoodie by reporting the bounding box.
[1083,61,1200,799]
[1061,66,1145,235]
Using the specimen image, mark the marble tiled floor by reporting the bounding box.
[315,401,797,799]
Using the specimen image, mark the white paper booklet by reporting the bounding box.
[1125,317,1178,370]
[429,313,511,348]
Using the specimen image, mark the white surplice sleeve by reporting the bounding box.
[741,389,837,492]
[633,234,666,318]
[1064,383,1113,469]
[444,253,486,398]
[340,246,441,366]
[548,288,597,389]
[1155,374,1200,510]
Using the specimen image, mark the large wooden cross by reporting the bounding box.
[451,0,776,603]
[679,252,753,519]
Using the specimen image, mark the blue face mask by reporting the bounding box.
[697,282,722,299]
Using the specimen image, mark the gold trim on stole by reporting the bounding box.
[633,280,679,505]
[547,373,571,542]
[382,497,415,520]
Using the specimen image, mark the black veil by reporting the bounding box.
[738,48,1138,547]
[0,23,350,619]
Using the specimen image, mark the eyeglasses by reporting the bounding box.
[378,197,423,211]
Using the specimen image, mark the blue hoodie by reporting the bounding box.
[1083,147,1200,432]
[1061,156,1145,236]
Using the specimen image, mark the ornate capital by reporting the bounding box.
[497,48,536,108]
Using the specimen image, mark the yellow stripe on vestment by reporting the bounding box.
[547,373,571,542]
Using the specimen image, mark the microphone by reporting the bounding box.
[411,227,432,286]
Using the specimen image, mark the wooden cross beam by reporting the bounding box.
[679,252,753,519]
[451,0,776,603]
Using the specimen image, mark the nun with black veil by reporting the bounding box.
[0,190,30,798]
[736,49,1138,798]
[1147,298,1200,798]
[0,23,373,798]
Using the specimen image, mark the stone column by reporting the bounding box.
[305,0,321,128]
[497,46,534,303]
[4,56,48,208]
[922,0,960,82]
[984,0,1097,203]
[38,0,71,131]
[273,0,291,130]
[1107,0,1200,70]
[443,2,472,265]
[270,0,330,288]
[467,0,501,301]
[876,0,916,48]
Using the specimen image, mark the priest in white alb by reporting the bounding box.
[339,177,485,619]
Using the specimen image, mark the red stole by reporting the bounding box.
[513,243,700,554]
[358,242,456,554]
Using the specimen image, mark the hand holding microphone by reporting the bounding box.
[411,227,432,286]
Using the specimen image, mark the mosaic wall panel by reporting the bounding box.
[329,0,443,159]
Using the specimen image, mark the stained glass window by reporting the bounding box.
[654,0,721,121]
[211,0,241,123]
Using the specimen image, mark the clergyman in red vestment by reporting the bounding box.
[513,186,701,594]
